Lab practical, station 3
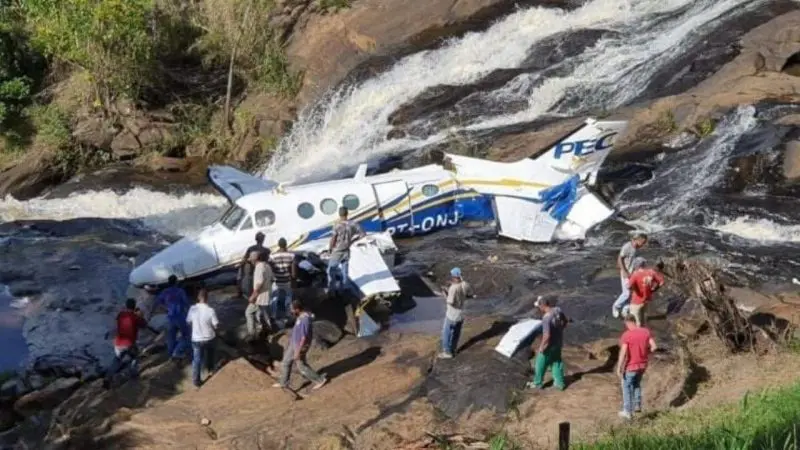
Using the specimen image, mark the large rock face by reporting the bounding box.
[287,0,583,107]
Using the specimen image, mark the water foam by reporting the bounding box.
[712,216,800,244]
[0,188,227,236]
[265,0,762,183]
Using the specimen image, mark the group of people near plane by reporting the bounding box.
[102,205,664,418]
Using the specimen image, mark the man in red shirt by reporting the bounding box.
[103,299,154,389]
[626,259,664,326]
[616,314,657,419]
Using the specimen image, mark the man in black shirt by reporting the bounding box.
[237,232,268,298]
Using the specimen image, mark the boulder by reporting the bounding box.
[71,117,116,149]
[0,151,62,200]
[13,377,80,417]
[783,140,800,180]
[110,131,141,159]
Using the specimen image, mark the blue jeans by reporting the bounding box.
[613,275,631,312]
[441,318,463,355]
[271,286,293,319]
[105,345,139,383]
[192,339,216,387]
[327,257,350,294]
[167,320,191,358]
[621,370,643,414]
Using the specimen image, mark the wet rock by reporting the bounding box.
[0,402,17,432]
[8,281,41,298]
[782,140,800,180]
[26,375,45,392]
[14,378,80,417]
[0,151,62,201]
[0,380,19,400]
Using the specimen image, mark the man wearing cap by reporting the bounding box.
[626,259,664,326]
[439,267,473,359]
[238,232,268,299]
[529,295,568,390]
[327,206,365,296]
[612,233,648,319]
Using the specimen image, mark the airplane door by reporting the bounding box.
[371,180,412,235]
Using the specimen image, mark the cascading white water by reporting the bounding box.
[0,0,766,232]
[264,0,764,184]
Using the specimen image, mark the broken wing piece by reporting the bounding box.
[207,166,280,203]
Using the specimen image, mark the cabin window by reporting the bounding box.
[255,210,276,227]
[421,184,440,197]
[342,194,360,211]
[297,202,315,219]
[219,205,246,230]
[320,198,338,215]
[239,216,254,231]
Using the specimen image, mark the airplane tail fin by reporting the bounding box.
[526,118,628,186]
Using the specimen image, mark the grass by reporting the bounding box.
[578,381,800,450]
[318,0,352,12]
[692,117,716,138]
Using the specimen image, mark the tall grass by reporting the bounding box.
[579,382,800,450]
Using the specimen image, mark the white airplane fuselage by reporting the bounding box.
[129,118,627,288]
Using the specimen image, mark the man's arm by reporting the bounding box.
[538,331,550,354]
[295,319,309,359]
[617,245,631,278]
[649,337,657,352]
[328,227,338,252]
[354,222,366,240]
[211,309,220,330]
[616,343,629,378]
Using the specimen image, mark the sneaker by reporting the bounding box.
[312,378,328,390]
[437,352,454,359]
[271,383,284,388]
[618,411,632,420]
[525,382,543,390]
[612,306,621,319]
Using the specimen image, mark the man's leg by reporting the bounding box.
[296,354,326,386]
[633,371,643,412]
[550,346,566,390]
[103,346,126,386]
[258,305,272,333]
[620,372,635,418]
[166,323,178,357]
[451,320,463,355]
[191,341,203,387]
[612,276,630,317]
[440,318,454,356]
[126,346,141,379]
[531,351,549,388]
[245,303,259,338]
[340,258,350,294]
[327,261,341,293]
[177,322,191,358]
[204,339,216,374]
[278,345,294,387]
[630,303,644,327]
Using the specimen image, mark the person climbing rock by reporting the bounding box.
[529,295,568,390]
[327,206,365,296]
[627,259,664,326]
[238,232,268,299]
[103,299,156,389]
[187,286,219,388]
[153,275,191,361]
[616,313,657,420]
[272,300,328,390]
[438,267,473,359]
[612,232,648,318]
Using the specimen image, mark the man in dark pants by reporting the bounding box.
[103,299,156,389]
[272,300,328,390]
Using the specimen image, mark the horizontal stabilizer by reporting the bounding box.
[495,319,542,358]
[348,234,401,298]
[207,166,279,203]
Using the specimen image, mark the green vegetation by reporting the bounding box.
[319,0,352,12]
[656,110,678,134]
[692,117,716,138]
[578,381,800,450]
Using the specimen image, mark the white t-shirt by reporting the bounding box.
[253,262,274,306]
[187,303,219,342]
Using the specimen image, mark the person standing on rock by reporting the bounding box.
[270,237,296,327]
[154,275,191,361]
[616,313,657,420]
[439,267,474,359]
[612,232,648,319]
[626,259,664,327]
[327,206,365,296]
[272,300,328,391]
[187,286,220,388]
[238,231,268,299]
[529,295,568,391]
[247,250,274,340]
[103,298,153,389]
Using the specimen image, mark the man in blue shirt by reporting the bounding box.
[154,275,191,360]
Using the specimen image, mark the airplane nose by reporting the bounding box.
[129,260,164,287]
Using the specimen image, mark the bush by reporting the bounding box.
[23,0,158,105]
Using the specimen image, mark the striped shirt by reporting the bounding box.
[270,251,295,288]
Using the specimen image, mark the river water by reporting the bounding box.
[0,0,798,374]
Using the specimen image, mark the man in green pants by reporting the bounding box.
[529,295,568,390]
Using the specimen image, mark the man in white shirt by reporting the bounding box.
[187,286,219,388]
[248,250,274,338]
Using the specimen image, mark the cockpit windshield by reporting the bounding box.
[218,205,247,230]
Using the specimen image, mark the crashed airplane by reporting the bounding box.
[129,118,627,299]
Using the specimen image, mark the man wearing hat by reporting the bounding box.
[529,295,568,390]
[439,267,473,359]
[237,231,268,299]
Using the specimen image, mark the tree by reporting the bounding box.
[22,0,157,110]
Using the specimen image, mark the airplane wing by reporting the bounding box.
[207,166,280,203]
